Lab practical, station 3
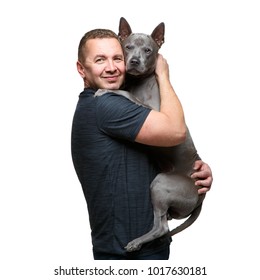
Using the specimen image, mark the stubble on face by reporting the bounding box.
[82,38,125,90]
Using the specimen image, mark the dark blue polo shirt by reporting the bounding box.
[71,88,171,256]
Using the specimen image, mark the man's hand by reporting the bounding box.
[191,160,213,195]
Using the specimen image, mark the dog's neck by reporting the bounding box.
[123,72,160,111]
[124,71,155,88]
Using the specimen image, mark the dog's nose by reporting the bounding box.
[130,58,140,66]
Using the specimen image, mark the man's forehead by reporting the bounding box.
[85,38,123,57]
[86,38,120,49]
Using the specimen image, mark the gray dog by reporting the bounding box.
[95,17,206,252]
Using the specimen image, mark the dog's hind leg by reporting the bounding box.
[168,195,205,236]
[125,207,169,252]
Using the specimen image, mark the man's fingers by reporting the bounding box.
[191,170,210,180]
[198,187,210,195]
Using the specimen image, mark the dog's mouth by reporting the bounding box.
[126,65,155,78]
[126,69,142,76]
[126,64,146,76]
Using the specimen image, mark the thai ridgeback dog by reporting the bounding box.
[95,17,206,252]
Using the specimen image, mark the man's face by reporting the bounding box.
[78,38,125,90]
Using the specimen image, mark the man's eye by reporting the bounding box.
[95,58,105,63]
[115,57,124,62]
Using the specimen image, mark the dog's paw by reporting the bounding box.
[94,89,109,97]
[125,241,142,252]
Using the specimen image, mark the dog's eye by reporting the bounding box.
[125,45,133,50]
[145,48,152,54]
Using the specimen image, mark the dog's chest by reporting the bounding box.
[127,75,160,111]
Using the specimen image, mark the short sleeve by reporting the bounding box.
[96,92,151,141]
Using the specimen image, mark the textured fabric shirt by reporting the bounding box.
[71,88,171,256]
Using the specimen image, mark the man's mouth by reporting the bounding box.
[103,75,119,82]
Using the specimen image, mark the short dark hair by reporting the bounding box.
[78,29,120,63]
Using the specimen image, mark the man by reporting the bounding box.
[71,28,213,260]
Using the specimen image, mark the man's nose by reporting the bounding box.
[105,60,117,72]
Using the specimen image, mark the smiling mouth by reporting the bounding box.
[104,76,119,82]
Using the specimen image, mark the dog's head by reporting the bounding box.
[118,17,165,77]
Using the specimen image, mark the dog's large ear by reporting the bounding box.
[151,22,165,48]
[118,17,132,42]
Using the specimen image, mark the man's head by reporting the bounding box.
[77,29,125,90]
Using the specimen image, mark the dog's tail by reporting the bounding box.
[167,204,203,237]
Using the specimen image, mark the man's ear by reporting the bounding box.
[76,61,86,78]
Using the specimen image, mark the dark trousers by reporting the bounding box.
[93,246,170,260]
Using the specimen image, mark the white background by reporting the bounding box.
[1,0,259,279]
